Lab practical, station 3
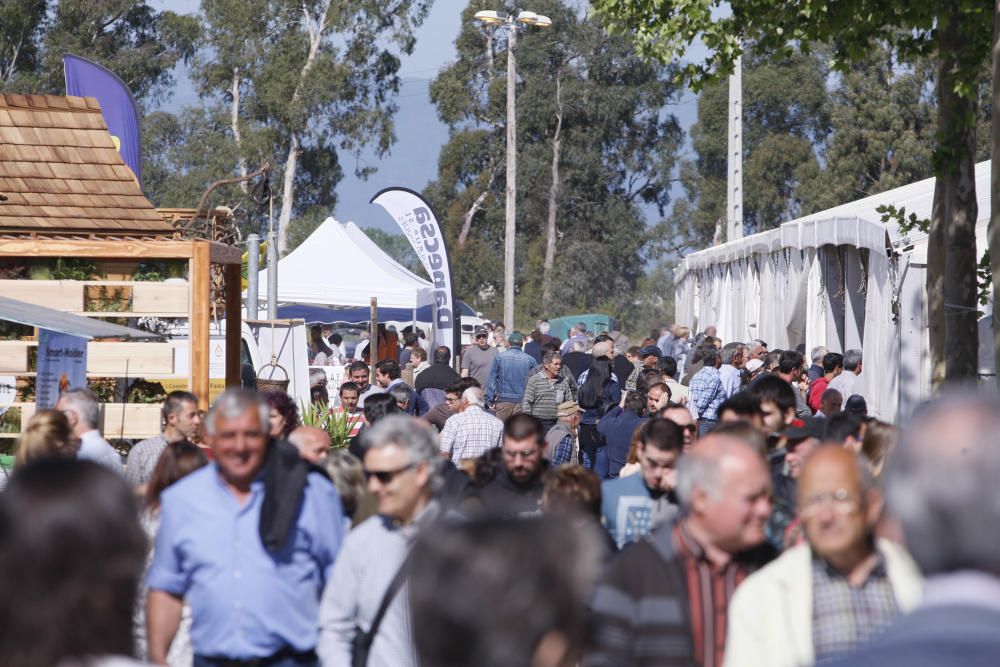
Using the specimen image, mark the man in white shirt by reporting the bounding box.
[56,388,122,472]
[828,348,863,405]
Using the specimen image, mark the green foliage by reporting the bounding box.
[143,0,428,246]
[0,0,199,107]
[425,0,682,325]
[299,401,356,449]
[652,49,829,253]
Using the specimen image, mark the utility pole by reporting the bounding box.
[727,54,743,242]
[474,9,552,328]
[504,26,517,329]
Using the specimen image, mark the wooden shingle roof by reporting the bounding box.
[0,94,175,236]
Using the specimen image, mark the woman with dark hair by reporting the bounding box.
[308,325,334,366]
[577,356,620,472]
[264,390,299,440]
[0,459,147,667]
[137,440,209,664]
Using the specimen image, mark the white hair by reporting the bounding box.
[463,386,484,408]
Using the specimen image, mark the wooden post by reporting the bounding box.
[224,262,242,389]
[370,297,378,385]
[189,242,211,411]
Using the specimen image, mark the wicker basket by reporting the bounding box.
[256,361,289,393]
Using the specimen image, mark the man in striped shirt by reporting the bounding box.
[586,434,775,667]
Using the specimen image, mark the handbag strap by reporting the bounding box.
[362,554,411,653]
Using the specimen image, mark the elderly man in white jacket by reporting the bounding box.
[724,446,922,667]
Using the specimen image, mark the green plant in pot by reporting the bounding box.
[299,400,357,450]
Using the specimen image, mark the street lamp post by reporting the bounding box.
[474,9,552,329]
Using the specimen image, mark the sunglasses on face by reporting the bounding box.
[364,462,417,484]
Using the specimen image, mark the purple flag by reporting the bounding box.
[63,54,142,186]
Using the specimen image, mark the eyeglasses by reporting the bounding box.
[677,424,697,434]
[444,396,459,404]
[799,488,860,518]
[364,463,417,484]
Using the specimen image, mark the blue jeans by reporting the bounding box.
[594,445,610,479]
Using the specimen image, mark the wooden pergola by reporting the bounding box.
[0,94,242,411]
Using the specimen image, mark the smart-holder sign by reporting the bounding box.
[370,188,458,354]
[36,330,88,409]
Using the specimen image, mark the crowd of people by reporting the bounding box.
[0,319,996,667]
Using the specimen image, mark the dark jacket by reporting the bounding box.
[476,466,545,518]
[561,351,592,380]
[597,407,647,477]
[585,521,774,667]
[827,604,1000,667]
[523,340,543,364]
[414,362,460,393]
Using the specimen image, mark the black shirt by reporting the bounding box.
[414,362,460,392]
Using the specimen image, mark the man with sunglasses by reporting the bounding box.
[319,415,444,667]
[725,446,921,667]
[477,414,548,518]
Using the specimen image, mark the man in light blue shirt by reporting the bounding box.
[719,341,746,399]
[146,389,344,666]
[56,387,122,473]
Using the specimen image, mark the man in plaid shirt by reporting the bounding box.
[439,385,504,464]
[689,345,725,436]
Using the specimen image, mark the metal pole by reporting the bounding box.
[266,191,278,319]
[726,54,743,242]
[266,230,278,319]
[503,23,518,328]
[370,297,378,384]
[246,233,259,320]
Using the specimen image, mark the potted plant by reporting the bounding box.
[299,401,359,450]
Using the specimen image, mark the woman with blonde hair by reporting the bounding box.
[16,409,78,465]
[861,419,899,477]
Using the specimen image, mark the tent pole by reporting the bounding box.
[370,297,378,385]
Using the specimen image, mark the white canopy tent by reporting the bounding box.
[675,161,991,423]
[256,218,435,311]
[343,221,430,285]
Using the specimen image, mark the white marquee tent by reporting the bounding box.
[256,217,435,311]
[675,161,991,423]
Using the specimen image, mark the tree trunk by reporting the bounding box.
[928,176,947,386]
[231,67,248,194]
[541,75,563,313]
[990,0,1000,381]
[275,0,332,255]
[458,186,492,249]
[934,6,980,383]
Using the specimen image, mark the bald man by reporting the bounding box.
[289,426,331,464]
[586,435,774,667]
[725,446,921,667]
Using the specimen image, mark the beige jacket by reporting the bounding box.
[724,539,922,667]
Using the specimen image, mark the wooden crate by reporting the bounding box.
[87,342,174,375]
[0,341,30,372]
[0,279,84,311]
[132,281,189,315]
[18,402,163,440]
